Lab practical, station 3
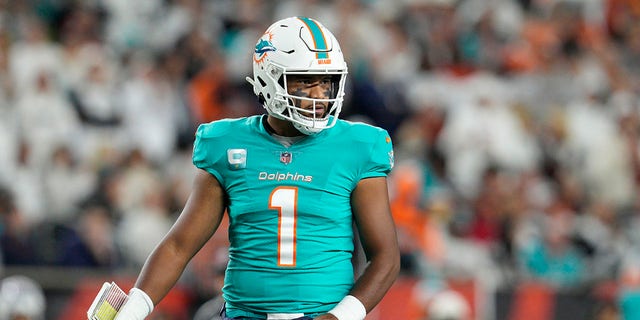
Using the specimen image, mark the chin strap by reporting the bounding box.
[245,76,255,87]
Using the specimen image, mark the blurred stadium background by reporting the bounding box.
[0,0,639,319]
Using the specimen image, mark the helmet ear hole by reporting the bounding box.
[257,76,267,88]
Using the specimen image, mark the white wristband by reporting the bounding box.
[114,288,154,320]
[328,295,366,320]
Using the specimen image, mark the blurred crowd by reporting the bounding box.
[0,0,639,319]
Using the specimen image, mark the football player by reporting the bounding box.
[97,16,400,320]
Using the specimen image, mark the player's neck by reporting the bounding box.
[265,115,304,137]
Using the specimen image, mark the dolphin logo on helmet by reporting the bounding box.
[254,36,276,64]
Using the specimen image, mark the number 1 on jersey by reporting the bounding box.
[269,187,298,267]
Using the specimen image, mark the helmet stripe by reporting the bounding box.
[297,17,329,60]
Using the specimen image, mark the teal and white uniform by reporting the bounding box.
[192,115,394,318]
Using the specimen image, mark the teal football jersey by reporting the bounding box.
[192,115,394,317]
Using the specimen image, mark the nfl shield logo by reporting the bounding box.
[280,151,292,164]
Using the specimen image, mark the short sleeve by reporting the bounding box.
[360,129,394,179]
[192,123,225,184]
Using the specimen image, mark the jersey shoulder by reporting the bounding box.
[333,119,391,143]
[196,116,259,140]
[193,116,261,177]
[332,119,394,175]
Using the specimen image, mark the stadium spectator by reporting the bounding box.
[57,204,120,268]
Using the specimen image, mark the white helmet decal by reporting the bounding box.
[246,17,348,135]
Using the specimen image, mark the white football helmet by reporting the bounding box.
[246,16,348,135]
[0,275,46,320]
